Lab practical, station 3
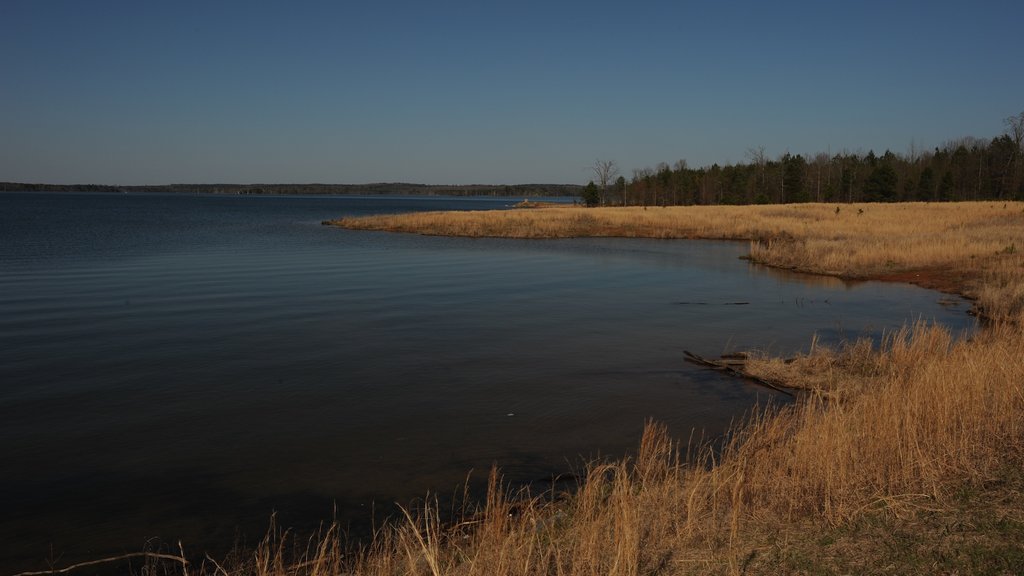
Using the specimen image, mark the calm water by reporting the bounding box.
[0,192,974,569]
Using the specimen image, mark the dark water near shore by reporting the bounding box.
[0,192,975,570]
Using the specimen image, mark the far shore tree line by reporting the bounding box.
[0,181,583,197]
[583,111,1024,207]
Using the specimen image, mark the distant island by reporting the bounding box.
[0,182,582,197]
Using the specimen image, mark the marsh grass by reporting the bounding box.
[329,202,1024,321]
[156,319,1021,576]
[37,203,1024,575]
[181,321,1021,576]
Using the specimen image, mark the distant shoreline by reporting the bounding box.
[0,181,582,197]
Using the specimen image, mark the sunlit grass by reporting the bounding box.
[190,318,1024,574]
[328,202,1024,322]
[189,324,1022,575]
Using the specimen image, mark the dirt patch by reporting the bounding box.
[866,266,978,299]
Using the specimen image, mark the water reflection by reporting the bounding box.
[747,261,856,289]
[0,193,977,571]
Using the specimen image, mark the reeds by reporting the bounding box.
[329,201,1024,321]
[179,321,1022,575]
[327,203,1022,267]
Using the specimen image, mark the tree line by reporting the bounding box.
[585,111,1024,206]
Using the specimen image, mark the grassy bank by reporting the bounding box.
[203,325,1024,575]
[41,204,1024,575]
[327,202,1024,321]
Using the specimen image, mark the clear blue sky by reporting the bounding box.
[2,0,1022,185]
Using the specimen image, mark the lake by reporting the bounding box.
[0,192,975,570]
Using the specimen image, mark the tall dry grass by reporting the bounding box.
[328,203,1022,266]
[328,202,1024,321]
[183,321,1023,575]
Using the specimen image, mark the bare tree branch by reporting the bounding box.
[591,159,619,205]
[12,552,188,576]
[1005,111,1024,152]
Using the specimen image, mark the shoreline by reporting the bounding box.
[26,202,1024,574]
[317,203,1024,575]
[327,202,1022,316]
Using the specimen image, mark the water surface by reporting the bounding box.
[0,192,975,569]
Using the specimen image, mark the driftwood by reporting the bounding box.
[11,552,188,576]
[683,350,795,397]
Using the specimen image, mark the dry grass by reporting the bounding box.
[176,317,1024,569]
[328,202,1024,321]
[39,203,1024,575]
[181,321,1022,576]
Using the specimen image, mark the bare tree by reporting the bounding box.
[1002,111,1024,198]
[1005,111,1024,153]
[746,146,767,165]
[747,146,767,195]
[591,159,619,205]
[907,138,921,164]
[941,136,988,153]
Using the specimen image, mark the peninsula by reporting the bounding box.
[315,201,1024,573]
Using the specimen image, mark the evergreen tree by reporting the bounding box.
[918,167,935,199]
[615,176,627,205]
[864,164,898,202]
[840,165,856,202]
[938,171,954,201]
[581,181,601,207]
[784,154,808,202]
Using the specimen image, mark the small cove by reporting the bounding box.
[0,192,976,570]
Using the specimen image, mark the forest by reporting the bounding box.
[588,111,1024,206]
[8,112,1023,207]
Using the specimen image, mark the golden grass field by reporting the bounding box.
[328,202,1024,321]
[44,203,1024,575]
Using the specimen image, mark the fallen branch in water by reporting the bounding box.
[683,350,796,397]
[11,552,188,576]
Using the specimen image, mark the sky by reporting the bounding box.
[2,0,1022,185]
